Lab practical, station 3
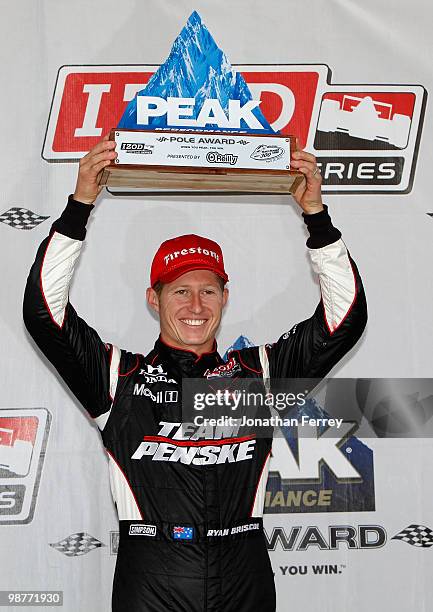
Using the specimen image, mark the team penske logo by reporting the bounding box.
[42,64,425,193]
[131,421,256,465]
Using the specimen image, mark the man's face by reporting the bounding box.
[146,270,228,355]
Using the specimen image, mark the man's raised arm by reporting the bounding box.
[264,149,367,379]
[22,137,122,425]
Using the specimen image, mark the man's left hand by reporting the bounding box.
[290,148,324,215]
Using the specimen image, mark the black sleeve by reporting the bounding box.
[23,196,117,420]
[266,206,367,380]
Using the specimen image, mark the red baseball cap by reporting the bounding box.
[150,234,229,287]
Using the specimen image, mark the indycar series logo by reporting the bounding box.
[0,409,51,524]
[42,64,425,193]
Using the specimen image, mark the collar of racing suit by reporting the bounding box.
[153,336,223,376]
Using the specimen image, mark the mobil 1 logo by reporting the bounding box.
[0,409,51,524]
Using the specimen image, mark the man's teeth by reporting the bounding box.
[181,319,206,326]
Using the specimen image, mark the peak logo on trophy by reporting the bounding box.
[100,11,304,194]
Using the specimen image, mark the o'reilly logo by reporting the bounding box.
[206,151,238,165]
[129,523,157,537]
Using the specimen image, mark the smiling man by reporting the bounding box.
[23,136,367,612]
[147,234,229,354]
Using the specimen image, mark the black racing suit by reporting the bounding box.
[23,198,367,612]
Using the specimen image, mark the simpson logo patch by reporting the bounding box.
[129,524,157,537]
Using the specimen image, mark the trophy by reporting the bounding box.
[99,12,304,195]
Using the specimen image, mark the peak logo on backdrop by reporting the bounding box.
[221,338,375,514]
[267,398,375,514]
[223,335,255,361]
[42,13,425,193]
[0,409,51,524]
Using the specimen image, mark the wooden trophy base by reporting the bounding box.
[99,129,305,195]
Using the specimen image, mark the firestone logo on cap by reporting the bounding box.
[163,245,219,266]
[150,234,229,287]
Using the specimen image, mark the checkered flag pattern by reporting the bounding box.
[49,532,105,557]
[392,524,433,548]
[0,207,49,230]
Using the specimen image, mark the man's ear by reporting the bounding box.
[222,286,229,308]
[146,287,160,313]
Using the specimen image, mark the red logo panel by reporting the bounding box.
[52,70,319,152]
[43,65,426,193]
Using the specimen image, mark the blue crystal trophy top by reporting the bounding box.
[100,12,303,194]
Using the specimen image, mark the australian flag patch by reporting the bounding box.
[172,526,194,541]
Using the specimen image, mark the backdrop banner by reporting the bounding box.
[1,1,432,611]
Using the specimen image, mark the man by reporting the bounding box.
[23,136,367,612]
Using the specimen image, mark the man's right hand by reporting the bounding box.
[73,134,117,205]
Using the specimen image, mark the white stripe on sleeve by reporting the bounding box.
[40,232,82,328]
[94,345,121,431]
[308,239,356,333]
